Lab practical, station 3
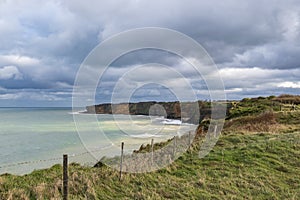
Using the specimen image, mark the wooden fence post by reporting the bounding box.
[119,142,124,181]
[214,125,217,137]
[173,136,177,159]
[63,154,68,200]
[151,138,154,165]
[188,131,191,151]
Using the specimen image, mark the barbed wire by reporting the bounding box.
[0,131,197,172]
[0,144,113,170]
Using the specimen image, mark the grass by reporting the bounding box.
[227,95,300,120]
[0,131,299,199]
[1,95,300,199]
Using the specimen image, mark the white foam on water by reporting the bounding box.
[162,119,182,125]
[68,109,87,115]
[0,108,196,175]
[129,133,163,138]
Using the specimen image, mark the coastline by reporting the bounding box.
[1,130,299,199]
[85,100,222,124]
[1,95,300,198]
[0,109,196,175]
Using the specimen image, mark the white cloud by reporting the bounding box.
[0,93,21,100]
[0,66,23,80]
[0,90,66,101]
[219,67,282,80]
[277,81,300,88]
[225,88,243,93]
[0,55,40,66]
[0,0,300,105]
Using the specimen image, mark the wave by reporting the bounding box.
[68,109,87,115]
[161,119,182,125]
[129,133,163,138]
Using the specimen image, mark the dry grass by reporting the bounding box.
[224,111,287,133]
[0,131,299,199]
[1,97,300,199]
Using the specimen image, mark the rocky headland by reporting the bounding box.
[86,101,229,124]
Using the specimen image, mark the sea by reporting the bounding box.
[0,107,196,175]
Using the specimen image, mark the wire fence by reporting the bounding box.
[0,125,201,172]
[0,144,114,174]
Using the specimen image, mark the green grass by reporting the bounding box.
[1,131,299,199]
[227,97,280,119]
[1,95,300,199]
[227,95,300,120]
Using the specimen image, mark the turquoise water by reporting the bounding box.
[0,108,195,174]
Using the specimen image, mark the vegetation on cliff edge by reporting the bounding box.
[0,95,300,199]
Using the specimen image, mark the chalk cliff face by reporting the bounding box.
[86,101,228,124]
[86,101,182,118]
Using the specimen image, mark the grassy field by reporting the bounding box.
[0,131,299,199]
[1,96,300,199]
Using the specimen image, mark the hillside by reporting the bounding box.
[226,95,300,119]
[0,95,300,199]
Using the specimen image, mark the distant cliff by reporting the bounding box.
[86,101,229,124]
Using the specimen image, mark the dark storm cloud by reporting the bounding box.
[0,0,299,105]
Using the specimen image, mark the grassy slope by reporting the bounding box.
[0,131,299,199]
[1,96,300,199]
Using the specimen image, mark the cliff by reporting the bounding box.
[86,101,228,124]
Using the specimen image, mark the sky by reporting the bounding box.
[0,0,299,107]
